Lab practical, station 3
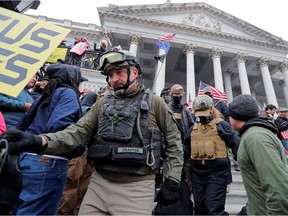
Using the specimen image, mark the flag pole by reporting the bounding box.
[151,59,165,92]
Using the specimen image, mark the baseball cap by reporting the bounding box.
[171,84,184,94]
[278,107,288,112]
[193,95,213,117]
[203,86,212,94]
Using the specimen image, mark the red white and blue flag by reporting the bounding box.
[160,32,176,42]
[198,81,227,103]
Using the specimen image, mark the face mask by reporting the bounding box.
[197,116,213,125]
[205,93,213,99]
[172,96,182,105]
[164,95,171,103]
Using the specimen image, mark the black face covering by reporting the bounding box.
[204,93,213,99]
[197,116,213,125]
[172,96,182,105]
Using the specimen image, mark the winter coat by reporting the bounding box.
[0,88,34,129]
[17,64,82,135]
[238,117,288,215]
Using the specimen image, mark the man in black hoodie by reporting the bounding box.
[228,94,288,215]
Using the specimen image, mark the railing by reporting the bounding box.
[81,50,101,70]
[27,15,102,32]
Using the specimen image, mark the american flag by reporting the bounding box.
[280,130,288,139]
[198,81,227,103]
[160,32,176,42]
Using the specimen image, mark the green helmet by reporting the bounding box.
[193,95,213,111]
[97,50,141,75]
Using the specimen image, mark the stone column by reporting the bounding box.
[184,43,197,102]
[250,87,257,99]
[257,57,278,107]
[223,69,233,104]
[153,47,167,95]
[279,61,288,89]
[279,80,288,107]
[209,48,224,92]
[235,53,251,94]
[129,34,141,56]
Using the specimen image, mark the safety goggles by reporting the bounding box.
[98,51,127,71]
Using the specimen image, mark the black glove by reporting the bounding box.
[155,178,179,206]
[1,129,45,155]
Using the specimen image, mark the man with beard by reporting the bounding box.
[229,94,288,215]
[1,50,184,215]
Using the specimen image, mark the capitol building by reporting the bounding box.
[30,1,288,108]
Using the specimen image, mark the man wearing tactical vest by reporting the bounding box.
[168,84,194,184]
[1,50,184,215]
[187,95,239,215]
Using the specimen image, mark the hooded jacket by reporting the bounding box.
[17,64,82,135]
[237,117,288,215]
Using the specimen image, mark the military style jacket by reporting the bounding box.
[42,85,183,183]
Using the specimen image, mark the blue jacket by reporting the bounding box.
[18,87,81,134]
[17,64,84,159]
[0,88,34,129]
[17,64,82,135]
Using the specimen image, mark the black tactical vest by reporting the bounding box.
[89,89,162,175]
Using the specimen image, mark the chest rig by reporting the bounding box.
[191,118,227,162]
[89,89,162,175]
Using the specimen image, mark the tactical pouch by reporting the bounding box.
[98,105,138,142]
[88,145,112,162]
[88,145,148,166]
[204,141,216,159]
[191,142,199,159]
[111,147,147,165]
[198,141,205,157]
[192,141,215,160]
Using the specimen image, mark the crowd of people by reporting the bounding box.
[0,48,288,215]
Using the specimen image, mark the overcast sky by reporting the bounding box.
[25,0,288,41]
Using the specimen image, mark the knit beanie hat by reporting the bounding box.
[228,94,259,121]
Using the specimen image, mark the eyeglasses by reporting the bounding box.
[98,51,127,70]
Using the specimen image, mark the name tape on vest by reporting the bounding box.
[117,147,144,154]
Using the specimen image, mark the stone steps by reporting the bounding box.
[225,170,247,215]
[154,162,248,215]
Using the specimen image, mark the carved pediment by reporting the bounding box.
[181,13,221,32]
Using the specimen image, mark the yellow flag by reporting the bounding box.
[0,8,70,97]
[46,47,68,64]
